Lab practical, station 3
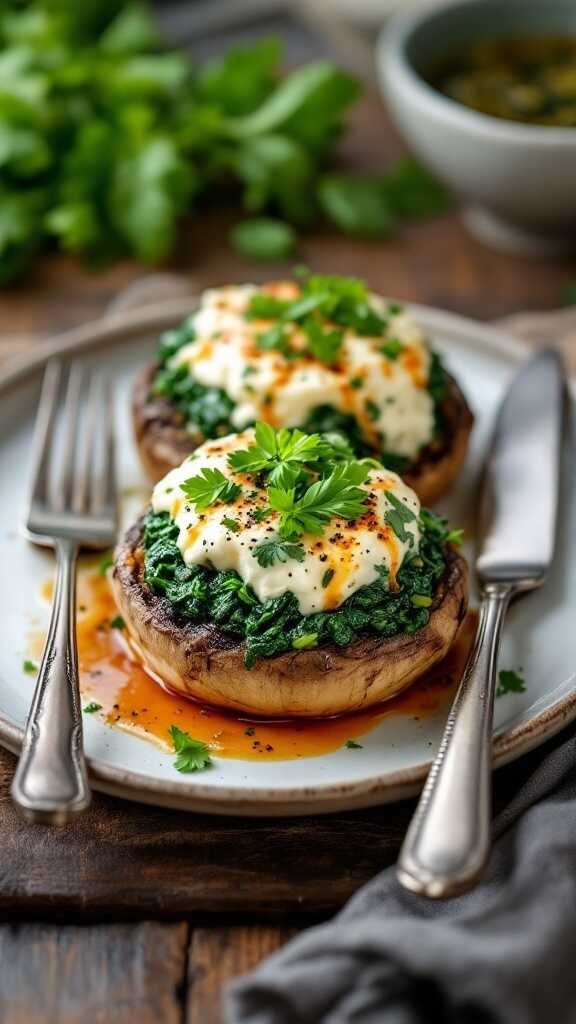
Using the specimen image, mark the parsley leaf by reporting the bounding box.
[169,725,213,772]
[268,461,369,537]
[384,491,416,544]
[221,516,241,533]
[22,659,37,675]
[304,318,343,363]
[322,568,335,588]
[345,738,363,749]
[380,338,403,360]
[181,468,241,510]
[253,538,306,567]
[228,422,328,479]
[83,702,102,714]
[230,218,296,261]
[110,615,125,630]
[496,670,526,698]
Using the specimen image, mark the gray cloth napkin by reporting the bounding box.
[226,725,576,1023]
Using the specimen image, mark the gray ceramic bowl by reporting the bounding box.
[377,0,576,255]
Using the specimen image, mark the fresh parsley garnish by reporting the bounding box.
[384,491,416,543]
[253,538,306,568]
[345,738,363,749]
[364,399,380,422]
[181,467,242,511]
[228,421,328,483]
[83,702,102,714]
[22,659,37,675]
[380,338,403,360]
[268,461,369,538]
[110,615,125,630]
[169,725,213,773]
[496,670,526,698]
[303,319,344,363]
[222,516,241,533]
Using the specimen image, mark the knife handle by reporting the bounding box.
[397,584,511,899]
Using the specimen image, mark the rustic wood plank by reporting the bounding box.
[187,927,295,1024]
[0,922,188,1024]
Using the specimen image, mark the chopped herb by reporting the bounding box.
[496,669,526,698]
[384,491,416,543]
[350,376,363,389]
[110,615,125,630]
[181,467,242,511]
[83,702,102,714]
[345,739,363,749]
[321,568,335,588]
[292,632,318,650]
[22,659,37,675]
[364,399,380,422]
[257,322,290,354]
[169,725,213,773]
[445,528,464,545]
[303,319,344,364]
[411,594,432,608]
[380,338,403,360]
[222,516,241,533]
[253,538,306,568]
[98,553,114,576]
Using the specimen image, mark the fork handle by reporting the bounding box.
[11,539,90,824]
[397,584,512,898]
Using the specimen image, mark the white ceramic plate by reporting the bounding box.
[0,299,575,816]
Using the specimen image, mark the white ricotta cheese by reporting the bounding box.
[173,285,435,460]
[152,430,422,616]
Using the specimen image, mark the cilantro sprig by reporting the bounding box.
[181,467,242,511]
[169,725,213,773]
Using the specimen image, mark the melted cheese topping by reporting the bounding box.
[173,284,435,459]
[152,431,422,615]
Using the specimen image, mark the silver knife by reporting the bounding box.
[397,348,565,899]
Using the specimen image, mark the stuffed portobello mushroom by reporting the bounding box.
[133,273,473,505]
[113,425,469,717]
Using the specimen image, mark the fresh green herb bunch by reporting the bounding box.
[142,504,457,668]
[0,3,448,283]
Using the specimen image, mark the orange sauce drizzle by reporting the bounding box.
[31,569,478,762]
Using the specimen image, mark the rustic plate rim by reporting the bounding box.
[0,297,574,816]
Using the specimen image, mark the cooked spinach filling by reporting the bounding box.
[150,319,447,461]
[142,508,452,668]
[152,322,236,439]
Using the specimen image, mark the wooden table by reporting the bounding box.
[0,93,574,1023]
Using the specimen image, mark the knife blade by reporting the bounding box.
[478,347,563,587]
[397,347,565,899]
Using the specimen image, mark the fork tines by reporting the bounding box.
[26,361,117,548]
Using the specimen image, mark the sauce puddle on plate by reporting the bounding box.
[32,568,478,762]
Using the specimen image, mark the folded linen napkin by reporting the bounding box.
[226,726,576,1024]
[225,307,576,1024]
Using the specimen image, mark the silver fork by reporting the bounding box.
[11,362,117,824]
